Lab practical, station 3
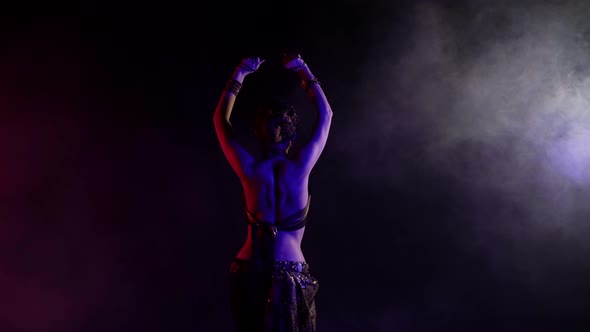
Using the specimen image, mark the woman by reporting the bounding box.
[212,53,333,331]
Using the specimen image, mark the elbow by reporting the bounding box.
[323,106,333,119]
[213,113,223,125]
[213,111,231,125]
[213,115,225,132]
[318,104,333,118]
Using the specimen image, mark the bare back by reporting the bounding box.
[236,155,311,261]
[213,55,333,262]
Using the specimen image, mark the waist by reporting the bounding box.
[236,237,305,261]
[230,257,310,273]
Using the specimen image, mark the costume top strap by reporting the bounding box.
[242,192,311,231]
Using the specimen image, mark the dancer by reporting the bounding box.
[213,53,333,331]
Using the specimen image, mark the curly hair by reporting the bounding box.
[254,99,299,145]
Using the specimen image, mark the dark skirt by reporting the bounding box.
[229,258,319,332]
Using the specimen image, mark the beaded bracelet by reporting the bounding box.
[225,79,243,96]
[300,77,321,92]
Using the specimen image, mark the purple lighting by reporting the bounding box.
[547,127,590,185]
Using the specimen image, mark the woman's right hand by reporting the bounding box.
[238,57,265,75]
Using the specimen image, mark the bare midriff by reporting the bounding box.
[236,226,306,261]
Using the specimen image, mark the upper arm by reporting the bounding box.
[213,119,254,177]
[294,108,333,174]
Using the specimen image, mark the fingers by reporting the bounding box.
[237,57,266,74]
[240,53,305,72]
[238,62,255,72]
[282,53,301,62]
[281,53,305,71]
[244,57,265,65]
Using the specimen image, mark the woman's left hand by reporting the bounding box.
[282,53,305,71]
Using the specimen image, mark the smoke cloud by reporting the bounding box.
[351,1,590,224]
[339,0,590,323]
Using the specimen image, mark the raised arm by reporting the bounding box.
[213,57,265,177]
[284,54,333,175]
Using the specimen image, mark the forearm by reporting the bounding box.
[213,67,250,123]
[294,64,332,117]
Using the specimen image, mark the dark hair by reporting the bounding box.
[254,99,298,144]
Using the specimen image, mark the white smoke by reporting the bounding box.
[343,0,590,311]
[350,0,590,222]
